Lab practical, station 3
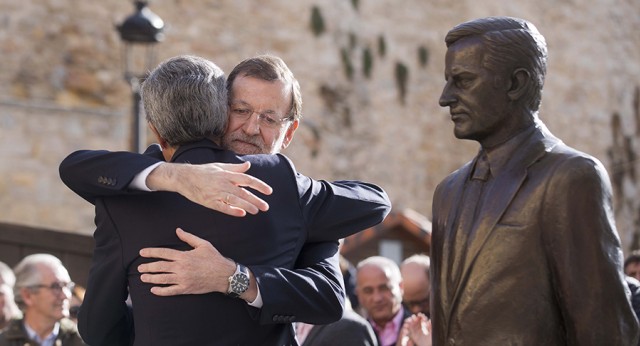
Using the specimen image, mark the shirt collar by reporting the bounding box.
[481,124,536,178]
[24,320,59,346]
[370,306,405,332]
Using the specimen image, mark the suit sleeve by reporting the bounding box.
[542,155,640,345]
[77,199,134,345]
[59,145,163,204]
[250,241,345,325]
[296,173,391,242]
[245,156,389,325]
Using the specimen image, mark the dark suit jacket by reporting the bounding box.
[431,122,639,345]
[301,309,378,346]
[63,140,391,345]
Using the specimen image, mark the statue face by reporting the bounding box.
[439,37,513,147]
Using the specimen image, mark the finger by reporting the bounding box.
[175,228,212,248]
[138,260,174,274]
[215,200,249,217]
[215,161,251,173]
[208,161,272,195]
[232,173,273,195]
[225,191,268,214]
[150,285,187,297]
[140,273,177,285]
[139,247,183,260]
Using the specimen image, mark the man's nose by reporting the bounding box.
[242,112,261,134]
[409,305,422,314]
[439,83,455,107]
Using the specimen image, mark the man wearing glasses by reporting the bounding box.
[60,54,390,344]
[400,254,430,317]
[0,254,86,346]
[61,55,390,345]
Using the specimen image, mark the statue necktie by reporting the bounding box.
[448,153,491,289]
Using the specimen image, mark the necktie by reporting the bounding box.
[448,153,491,288]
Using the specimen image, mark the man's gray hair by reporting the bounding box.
[445,16,547,113]
[401,254,430,270]
[13,254,67,309]
[0,261,15,288]
[357,256,402,284]
[142,55,228,147]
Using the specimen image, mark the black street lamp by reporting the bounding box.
[116,1,165,153]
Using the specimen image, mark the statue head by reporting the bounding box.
[444,16,548,113]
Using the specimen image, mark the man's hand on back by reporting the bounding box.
[138,228,258,302]
[147,161,272,217]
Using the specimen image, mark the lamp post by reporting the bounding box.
[116,1,165,153]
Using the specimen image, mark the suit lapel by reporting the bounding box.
[440,161,473,308]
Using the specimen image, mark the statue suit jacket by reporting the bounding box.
[431,122,639,345]
[62,139,391,345]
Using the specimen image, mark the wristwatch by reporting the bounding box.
[227,263,250,298]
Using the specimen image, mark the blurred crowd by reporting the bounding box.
[0,251,433,346]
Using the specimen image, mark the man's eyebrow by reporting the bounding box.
[230,100,250,106]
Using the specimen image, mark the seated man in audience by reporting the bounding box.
[0,261,20,331]
[356,256,410,346]
[400,254,430,317]
[625,250,640,281]
[0,254,85,345]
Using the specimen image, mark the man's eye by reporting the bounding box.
[234,108,251,115]
[261,114,278,125]
[455,78,472,88]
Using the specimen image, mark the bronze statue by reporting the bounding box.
[431,16,639,345]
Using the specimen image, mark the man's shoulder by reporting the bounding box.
[56,318,86,345]
[435,159,473,191]
[312,310,376,345]
[0,319,27,342]
[542,142,607,176]
[242,153,292,166]
[241,153,297,176]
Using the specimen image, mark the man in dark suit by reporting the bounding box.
[61,54,391,344]
[68,55,390,345]
[297,308,378,346]
[431,16,639,344]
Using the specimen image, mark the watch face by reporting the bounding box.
[228,264,250,297]
[231,273,249,293]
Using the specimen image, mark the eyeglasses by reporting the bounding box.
[229,104,293,129]
[29,281,75,295]
[403,296,430,309]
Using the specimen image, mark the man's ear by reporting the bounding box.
[281,119,299,150]
[148,123,168,149]
[20,287,34,307]
[507,68,531,101]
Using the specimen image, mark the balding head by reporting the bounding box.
[400,254,430,316]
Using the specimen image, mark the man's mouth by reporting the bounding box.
[451,113,467,122]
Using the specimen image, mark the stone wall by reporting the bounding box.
[1,0,640,251]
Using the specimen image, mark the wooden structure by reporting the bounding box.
[341,209,431,265]
[0,208,432,288]
[0,222,93,287]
